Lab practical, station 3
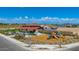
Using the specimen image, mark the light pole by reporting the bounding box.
[27,30,35,47]
[28,32,32,47]
[57,31,63,48]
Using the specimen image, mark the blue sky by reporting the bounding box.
[0,7,79,18]
[0,7,79,24]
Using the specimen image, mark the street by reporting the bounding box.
[0,36,29,51]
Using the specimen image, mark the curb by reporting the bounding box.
[0,33,35,51]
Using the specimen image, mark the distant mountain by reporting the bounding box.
[0,17,79,24]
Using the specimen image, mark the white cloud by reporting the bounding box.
[25,16,29,19]
[41,17,63,20]
[52,17,59,20]
[19,17,22,19]
[60,18,74,21]
[41,16,53,20]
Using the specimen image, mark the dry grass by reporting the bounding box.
[57,27,79,33]
[31,34,66,44]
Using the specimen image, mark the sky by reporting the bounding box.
[0,7,79,24]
